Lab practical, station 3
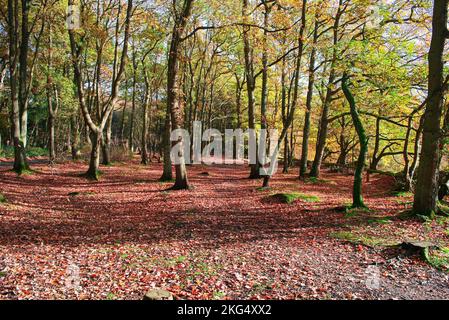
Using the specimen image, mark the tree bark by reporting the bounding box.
[300,14,319,178]
[87,130,101,180]
[413,0,448,216]
[342,74,368,208]
[47,26,57,163]
[71,115,80,160]
[160,104,173,181]
[7,0,30,174]
[310,0,343,178]
[101,113,112,165]
[242,0,260,179]
[260,0,307,188]
[166,0,194,190]
[141,70,151,165]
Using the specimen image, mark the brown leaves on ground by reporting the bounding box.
[0,160,449,300]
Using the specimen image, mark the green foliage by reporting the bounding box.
[0,146,48,158]
[0,193,7,203]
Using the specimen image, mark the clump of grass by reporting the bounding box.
[0,193,7,203]
[68,191,95,197]
[437,202,449,216]
[106,292,117,300]
[173,221,186,228]
[304,177,328,184]
[270,192,320,204]
[426,247,449,271]
[330,231,397,247]
[392,191,413,197]
[213,291,225,300]
[341,204,371,218]
[13,167,35,176]
[367,217,393,225]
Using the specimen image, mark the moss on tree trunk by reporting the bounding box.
[342,73,368,209]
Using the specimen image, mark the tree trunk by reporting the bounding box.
[370,117,381,170]
[71,115,80,160]
[48,112,55,162]
[413,0,448,216]
[160,104,173,181]
[299,15,318,178]
[242,0,260,179]
[8,0,30,174]
[47,26,56,163]
[86,130,101,180]
[141,73,150,165]
[129,54,137,152]
[258,0,307,188]
[166,0,194,190]
[101,113,112,165]
[342,74,368,208]
[68,0,132,178]
[310,0,342,178]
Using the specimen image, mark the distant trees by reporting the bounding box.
[68,0,133,179]
[0,0,447,214]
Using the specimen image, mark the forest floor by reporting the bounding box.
[1,158,449,300]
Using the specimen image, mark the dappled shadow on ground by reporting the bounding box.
[3,159,447,300]
[0,160,398,247]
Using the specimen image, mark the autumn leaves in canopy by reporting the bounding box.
[1,0,448,214]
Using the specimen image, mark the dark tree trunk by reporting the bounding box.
[242,0,260,179]
[258,0,307,188]
[47,26,57,163]
[310,0,343,178]
[280,55,289,173]
[86,130,101,180]
[413,0,448,216]
[342,74,368,208]
[129,55,137,152]
[141,71,150,165]
[300,15,319,178]
[160,104,173,181]
[337,149,348,166]
[8,0,30,174]
[166,0,194,190]
[48,113,55,162]
[370,117,381,170]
